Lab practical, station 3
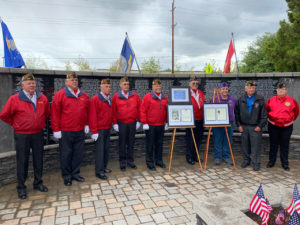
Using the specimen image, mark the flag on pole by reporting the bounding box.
[0,18,25,68]
[266,198,273,213]
[275,210,285,225]
[117,36,135,73]
[287,211,300,225]
[286,184,300,216]
[223,39,235,73]
[249,184,270,225]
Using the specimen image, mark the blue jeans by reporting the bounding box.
[212,122,234,160]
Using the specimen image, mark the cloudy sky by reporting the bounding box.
[0,0,288,71]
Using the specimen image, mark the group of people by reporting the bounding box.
[0,72,298,200]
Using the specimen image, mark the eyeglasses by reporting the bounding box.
[191,82,199,85]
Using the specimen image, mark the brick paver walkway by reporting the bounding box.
[0,154,299,225]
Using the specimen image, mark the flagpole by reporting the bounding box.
[231,32,239,74]
[125,32,141,74]
[0,17,3,67]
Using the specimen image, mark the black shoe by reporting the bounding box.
[193,157,203,163]
[187,158,195,165]
[120,166,126,171]
[104,168,111,173]
[33,184,48,192]
[96,173,107,180]
[127,162,137,169]
[17,189,27,200]
[147,165,156,171]
[266,162,275,168]
[253,164,260,171]
[64,178,72,186]
[241,161,250,168]
[156,162,166,168]
[282,165,290,171]
[72,175,85,182]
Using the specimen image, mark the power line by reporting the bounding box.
[176,7,281,24]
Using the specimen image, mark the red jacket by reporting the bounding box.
[51,87,89,132]
[0,90,50,134]
[89,92,113,133]
[140,91,169,126]
[112,91,141,124]
[266,95,299,127]
[191,89,205,120]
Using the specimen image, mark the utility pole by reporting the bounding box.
[171,0,176,74]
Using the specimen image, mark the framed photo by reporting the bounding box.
[168,104,195,127]
[170,87,191,104]
[203,103,230,126]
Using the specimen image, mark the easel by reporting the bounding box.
[168,126,203,172]
[203,88,236,171]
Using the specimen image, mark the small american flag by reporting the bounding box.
[275,210,285,225]
[266,198,273,212]
[286,184,300,216]
[287,211,300,225]
[249,184,270,225]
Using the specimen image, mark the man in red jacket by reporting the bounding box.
[140,79,169,171]
[89,78,112,180]
[186,76,205,165]
[266,82,299,171]
[0,73,50,199]
[112,77,141,171]
[51,72,90,186]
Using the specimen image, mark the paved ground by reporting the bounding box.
[0,154,300,225]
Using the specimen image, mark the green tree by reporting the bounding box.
[25,56,51,69]
[65,60,72,71]
[141,57,161,73]
[64,55,94,71]
[271,0,300,71]
[74,55,94,71]
[164,63,182,73]
[240,0,300,72]
[239,33,276,73]
[109,59,119,72]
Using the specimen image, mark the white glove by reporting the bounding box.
[91,133,98,141]
[113,124,119,132]
[143,124,149,130]
[53,131,62,139]
[164,123,168,131]
[84,125,90,134]
[136,122,141,130]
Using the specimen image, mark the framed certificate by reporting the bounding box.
[168,104,195,127]
[170,87,191,104]
[203,103,230,126]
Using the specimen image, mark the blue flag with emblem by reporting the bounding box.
[1,18,25,68]
[117,36,135,73]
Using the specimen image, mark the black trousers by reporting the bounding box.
[95,129,110,175]
[241,125,262,165]
[145,125,164,166]
[268,123,293,167]
[186,120,203,160]
[118,121,136,166]
[59,130,85,179]
[14,131,44,190]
